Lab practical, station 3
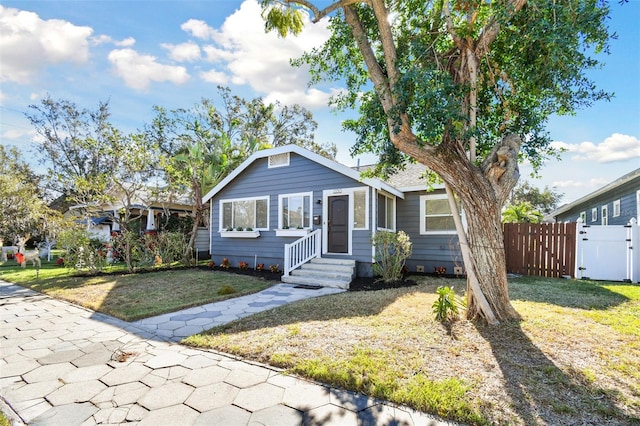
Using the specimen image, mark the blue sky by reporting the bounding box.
[1,0,638,204]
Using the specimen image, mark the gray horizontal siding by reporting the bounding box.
[556,180,639,225]
[209,153,373,269]
[396,190,462,274]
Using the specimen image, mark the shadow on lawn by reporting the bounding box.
[476,321,637,425]
[508,276,632,310]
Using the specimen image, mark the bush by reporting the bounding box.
[372,230,412,283]
[218,285,236,295]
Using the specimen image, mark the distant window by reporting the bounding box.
[221,197,269,230]
[420,194,461,234]
[601,205,608,226]
[279,192,311,229]
[377,192,395,230]
[591,208,598,222]
[268,153,290,168]
[579,211,586,222]
[613,199,621,217]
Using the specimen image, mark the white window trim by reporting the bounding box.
[591,207,598,222]
[601,205,608,226]
[613,199,621,217]
[278,192,313,229]
[218,196,270,231]
[352,188,369,230]
[376,191,396,231]
[420,194,464,235]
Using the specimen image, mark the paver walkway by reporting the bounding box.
[132,284,345,341]
[0,280,455,425]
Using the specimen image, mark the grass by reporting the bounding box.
[184,276,640,425]
[0,260,271,321]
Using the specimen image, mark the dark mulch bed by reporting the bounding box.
[206,265,418,292]
[348,276,417,292]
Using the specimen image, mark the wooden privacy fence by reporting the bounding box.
[503,222,577,278]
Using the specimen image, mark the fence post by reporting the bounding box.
[575,218,584,279]
[629,218,638,283]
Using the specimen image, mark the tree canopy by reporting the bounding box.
[261,0,614,323]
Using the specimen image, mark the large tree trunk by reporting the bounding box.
[433,135,522,323]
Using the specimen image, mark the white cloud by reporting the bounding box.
[0,5,93,83]
[107,48,190,90]
[551,133,640,163]
[192,0,334,109]
[115,37,135,47]
[161,41,201,62]
[200,69,229,84]
[181,19,217,40]
[551,177,609,190]
[91,35,135,47]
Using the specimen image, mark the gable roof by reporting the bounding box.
[202,144,404,203]
[549,167,640,218]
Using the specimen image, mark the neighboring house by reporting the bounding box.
[202,145,463,285]
[548,168,640,225]
[54,192,193,241]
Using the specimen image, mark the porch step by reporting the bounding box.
[281,258,356,290]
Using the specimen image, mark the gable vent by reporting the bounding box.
[268,152,290,168]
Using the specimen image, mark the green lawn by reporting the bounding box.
[184,276,640,425]
[0,260,271,321]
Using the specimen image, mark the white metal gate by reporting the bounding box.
[576,219,639,282]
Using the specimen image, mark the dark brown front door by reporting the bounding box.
[328,195,349,253]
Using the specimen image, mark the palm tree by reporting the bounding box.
[502,201,543,224]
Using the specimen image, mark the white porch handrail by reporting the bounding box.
[283,229,321,276]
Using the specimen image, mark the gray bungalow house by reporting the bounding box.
[202,145,463,288]
[548,168,640,225]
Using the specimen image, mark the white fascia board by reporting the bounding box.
[202,144,405,203]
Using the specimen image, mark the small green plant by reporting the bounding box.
[235,226,244,231]
[246,227,253,231]
[226,226,233,231]
[218,285,237,295]
[432,286,464,322]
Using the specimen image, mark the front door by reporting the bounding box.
[328,195,349,253]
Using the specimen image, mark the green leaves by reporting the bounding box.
[263,3,305,37]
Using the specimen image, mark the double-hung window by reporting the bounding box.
[221,197,269,230]
[279,192,312,229]
[377,192,395,230]
[591,207,598,222]
[420,194,461,234]
[613,199,621,217]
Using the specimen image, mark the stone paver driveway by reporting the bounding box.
[0,281,454,425]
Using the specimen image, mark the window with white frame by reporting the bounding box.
[220,197,269,230]
[377,192,395,230]
[601,205,608,225]
[420,194,461,234]
[279,192,312,229]
[591,207,598,222]
[353,189,367,229]
[579,211,586,222]
[613,199,621,217]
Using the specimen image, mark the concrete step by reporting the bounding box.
[281,274,350,290]
[309,258,356,267]
[290,268,352,281]
[281,257,356,289]
[300,262,354,274]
